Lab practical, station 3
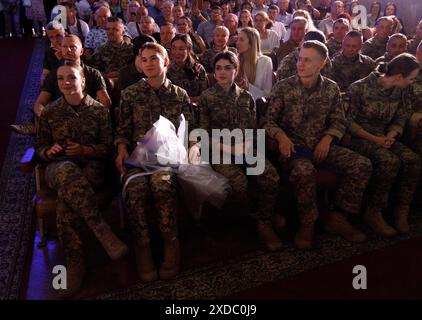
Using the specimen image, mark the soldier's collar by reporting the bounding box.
[214,83,239,95]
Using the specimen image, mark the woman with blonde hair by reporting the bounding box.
[254,11,279,53]
[236,27,273,100]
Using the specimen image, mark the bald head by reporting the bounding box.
[387,33,408,58]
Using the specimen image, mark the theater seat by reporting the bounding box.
[20,147,118,247]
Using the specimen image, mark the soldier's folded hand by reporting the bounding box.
[46,143,64,159]
[65,141,84,156]
[373,135,392,149]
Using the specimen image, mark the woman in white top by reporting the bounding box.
[236,27,273,101]
[254,12,279,53]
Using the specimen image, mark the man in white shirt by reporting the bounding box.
[268,5,287,40]
[276,0,292,28]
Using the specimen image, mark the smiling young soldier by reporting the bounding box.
[263,40,372,249]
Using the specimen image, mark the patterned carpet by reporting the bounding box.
[91,213,422,300]
[0,39,44,300]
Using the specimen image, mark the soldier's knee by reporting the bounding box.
[402,151,421,172]
[290,160,316,182]
[357,156,372,176]
[378,153,401,175]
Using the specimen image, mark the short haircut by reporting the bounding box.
[388,33,408,43]
[63,34,83,47]
[304,30,326,44]
[107,16,124,25]
[289,16,308,28]
[268,4,279,11]
[345,30,363,40]
[302,40,328,60]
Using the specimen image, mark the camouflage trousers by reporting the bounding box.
[283,144,372,225]
[122,169,178,245]
[212,158,280,221]
[45,160,106,262]
[349,138,421,210]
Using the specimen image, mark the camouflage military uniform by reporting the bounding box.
[326,38,342,58]
[406,70,422,153]
[361,36,388,60]
[276,48,333,82]
[331,52,376,92]
[374,53,394,64]
[93,41,134,73]
[199,46,238,73]
[263,75,372,224]
[115,78,193,242]
[167,60,208,98]
[35,95,113,262]
[347,72,420,211]
[408,37,422,55]
[272,39,300,69]
[198,83,280,220]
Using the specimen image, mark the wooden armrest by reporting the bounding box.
[20,147,36,174]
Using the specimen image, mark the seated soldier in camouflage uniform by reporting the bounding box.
[408,20,422,55]
[326,18,349,58]
[199,26,238,73]
[93,17,134,82]
[408,42,422,153]
[35,62,128,297]
[167,34,208,104]
[264,41,372,249]
[198,51,283,251]
[346,53,421,236]
[115,43,193,282]
[374,33,408,65]
[276,30,333,82]
[362,16,394,60]
[331,31,376,93]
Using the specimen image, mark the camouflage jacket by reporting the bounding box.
[331,52,376,92]
[35,95,112,162]
[276,48,333,82]
[408,37,422,55]
[263,74,345,149]
[408,70,422,127]
[272,39,300,68]
[198,83,256,133]
[361,36,388,60]
[327,38,342,58]
[199,46,238,73]
[346,72,412,137]
[374,53,394,64]
[93,41,134,73]
[167,60,208,97]
[115,78,193,150]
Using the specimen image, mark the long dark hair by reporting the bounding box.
[171,34,201,80]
